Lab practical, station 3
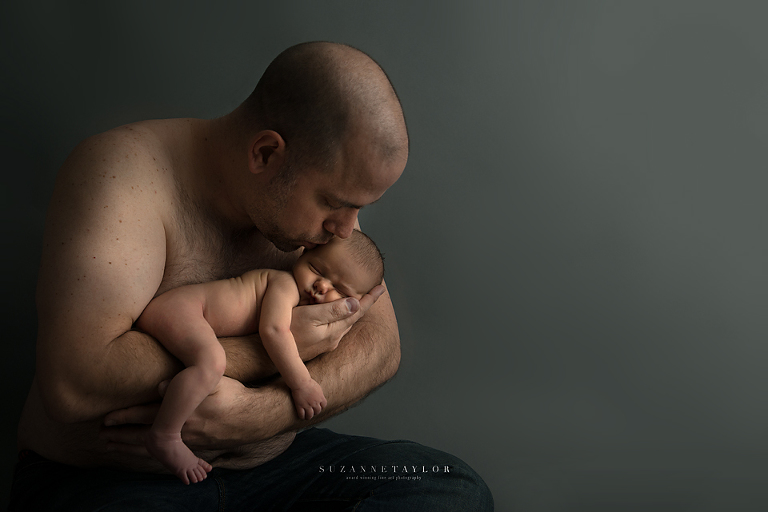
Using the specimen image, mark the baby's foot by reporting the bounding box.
[146,430,213,485]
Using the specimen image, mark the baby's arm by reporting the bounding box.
[259,271,327,420]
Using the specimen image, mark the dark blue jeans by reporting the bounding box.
[9,428,493,511]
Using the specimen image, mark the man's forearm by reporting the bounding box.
[40,329,178,422]
[44,328,279,423]
[213,291,400,443]
[219,334,281,383]
[98,290,399,454]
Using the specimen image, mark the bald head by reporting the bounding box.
[242,42,408,171]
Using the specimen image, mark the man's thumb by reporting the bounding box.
[325,297,359,320]
[344,298,360,314]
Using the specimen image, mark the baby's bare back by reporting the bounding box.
[201,268,291,337]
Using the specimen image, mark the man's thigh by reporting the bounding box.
[9,429,493,511]
[220,428,493,511]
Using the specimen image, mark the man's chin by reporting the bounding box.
[267,238,303,253]
[266,233,329,253]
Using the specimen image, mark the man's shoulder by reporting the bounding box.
[64,120,177,179]
[54,120,189,214]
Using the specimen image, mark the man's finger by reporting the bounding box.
[105,442,151,458]
[338,285,385,325]
[99,425,149,447]
[357,285,385,314]
[103,403,160,426]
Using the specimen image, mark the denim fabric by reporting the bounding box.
[9,428,493,511]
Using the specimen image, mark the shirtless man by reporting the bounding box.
[11,42,494,511]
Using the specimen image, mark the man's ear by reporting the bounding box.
[248,130,285,175]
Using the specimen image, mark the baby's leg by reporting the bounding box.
[140,306,226,484]
[146,359,222,484]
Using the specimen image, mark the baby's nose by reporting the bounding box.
[314,278,331,294]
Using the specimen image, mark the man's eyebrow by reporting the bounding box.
[328,194,381,210]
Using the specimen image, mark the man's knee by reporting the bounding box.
[425,453,494,511]
[371,442,494,511]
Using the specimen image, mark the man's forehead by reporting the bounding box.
[312,166,387,208]
[333,136,406,194]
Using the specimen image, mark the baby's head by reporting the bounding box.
[293,230,384,306]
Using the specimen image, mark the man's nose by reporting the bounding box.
[323,209,359,239]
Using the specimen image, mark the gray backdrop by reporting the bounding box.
[3,1,768,510]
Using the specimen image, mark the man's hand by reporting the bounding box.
[101,377,251,456]
[291,285,385,361]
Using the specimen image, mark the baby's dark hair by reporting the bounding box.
[344,230,385,286]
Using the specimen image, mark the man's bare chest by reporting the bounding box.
[157,213,298,296]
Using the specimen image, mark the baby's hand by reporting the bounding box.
[291,379,327,420]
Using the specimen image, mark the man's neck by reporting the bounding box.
[186,113,256,233]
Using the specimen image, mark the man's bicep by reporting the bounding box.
[35,145,167,413]
[342,280,400,378]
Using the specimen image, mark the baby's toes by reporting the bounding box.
[178,471,191,486]
[186,469,199,484]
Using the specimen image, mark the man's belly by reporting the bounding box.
[17,378,295,472]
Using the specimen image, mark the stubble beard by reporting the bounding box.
[254,163,319,253]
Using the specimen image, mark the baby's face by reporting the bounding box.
[293,238,376,306]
